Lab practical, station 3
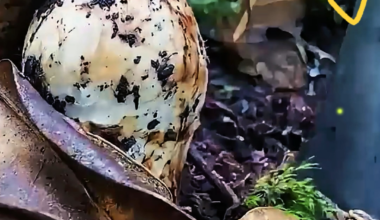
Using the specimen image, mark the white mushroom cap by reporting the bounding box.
[22,0,208,197]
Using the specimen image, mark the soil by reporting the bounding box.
[177,8,349,219]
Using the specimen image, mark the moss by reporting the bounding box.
[244,160,336,220]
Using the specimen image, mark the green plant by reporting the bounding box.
[244,161,336,220]
[188,0,242,26]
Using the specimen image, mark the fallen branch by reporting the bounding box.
[188,145,240,219]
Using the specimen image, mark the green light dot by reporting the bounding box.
[336,108,344,115]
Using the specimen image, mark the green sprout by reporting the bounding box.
[244,161,336,220]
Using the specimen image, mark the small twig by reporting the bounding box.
[188,145,240,220]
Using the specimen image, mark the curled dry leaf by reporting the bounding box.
[0,59,194,220]
[238,207,298,220]
[0,60,101,219]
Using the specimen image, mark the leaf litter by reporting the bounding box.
[177,39,332,220]
[0,0,358,219]
[177,2,343,218]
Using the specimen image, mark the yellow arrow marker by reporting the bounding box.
[328,0,368,26]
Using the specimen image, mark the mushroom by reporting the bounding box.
[238,207,298,220]
[21,0,208,197]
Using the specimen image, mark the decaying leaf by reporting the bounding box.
[0,60,103,219]
[0,59,195,220]
[207,0,305,46]
[0,203,62,220]
[244,0,305,43]
[306,44,336,62]
[231,0,305,44]
[237,40,307,89]
[238,207,298,220]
